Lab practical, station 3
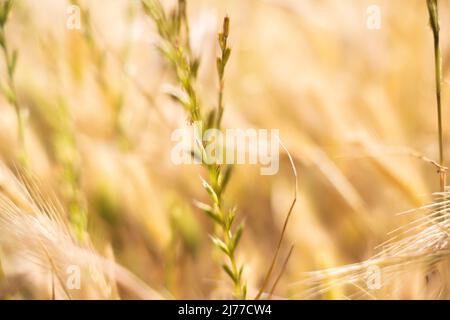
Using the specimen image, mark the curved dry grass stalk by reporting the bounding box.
[0,164,164,299]
[255,137,297,299]
[300,191,450,299]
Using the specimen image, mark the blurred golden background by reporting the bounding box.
[0,0,449,299]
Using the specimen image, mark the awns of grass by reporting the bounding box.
[0,165,164,299]
[301,192,450,299]
[301,0,449,299]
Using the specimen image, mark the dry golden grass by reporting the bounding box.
[0,0,449,299]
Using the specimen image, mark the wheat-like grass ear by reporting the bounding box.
[299,191,450,299]
[0,164,164,299]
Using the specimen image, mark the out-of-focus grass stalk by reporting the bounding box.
[141,0,247,299]
[0,255,4,282]
[54,99,87,241]
[427,0,447,191]
[141,0,201,122]
[70,0,129,149]
[0,0,27,166]
[37,32,88,240]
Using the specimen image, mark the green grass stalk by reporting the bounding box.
[427,0,447,191]
[141,0,247,299]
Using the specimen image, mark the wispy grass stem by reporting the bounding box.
[427,0,447,191]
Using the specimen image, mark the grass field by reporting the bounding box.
[0,0,449,300]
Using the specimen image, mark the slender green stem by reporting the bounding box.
[216,17,230,128]
[2,43,24,142]
[433,32,443,168]
[208,162,246,299]
[427,0,446,191]
[142,0,247,298]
